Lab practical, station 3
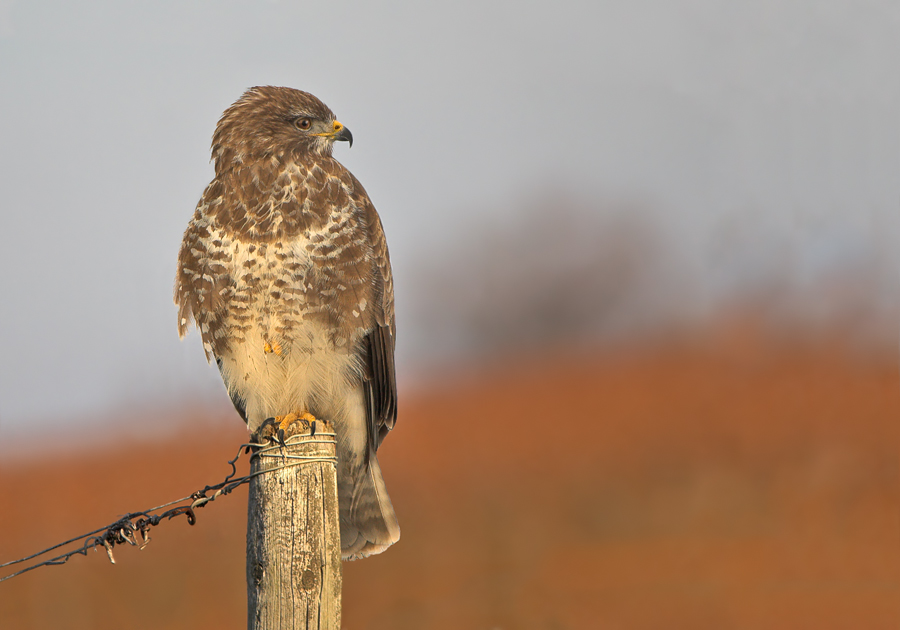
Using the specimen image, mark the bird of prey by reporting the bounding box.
[174,86,399,560]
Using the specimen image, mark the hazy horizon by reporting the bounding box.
[1,1,897,436]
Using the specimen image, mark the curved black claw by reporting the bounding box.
[256,417,281,445]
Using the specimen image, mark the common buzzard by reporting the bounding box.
[175,86,399,560]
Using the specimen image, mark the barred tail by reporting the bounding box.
[339,453,400,561]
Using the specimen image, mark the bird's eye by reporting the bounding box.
[295,117,312,131]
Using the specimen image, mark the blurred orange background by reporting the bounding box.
[1,4,898,628]
[2,317,897,629]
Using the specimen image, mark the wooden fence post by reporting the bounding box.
[246,421,342,630]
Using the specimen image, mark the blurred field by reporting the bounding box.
[1,321,898,629]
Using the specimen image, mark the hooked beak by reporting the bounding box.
[333,121,353,147]
[314,120,353,147]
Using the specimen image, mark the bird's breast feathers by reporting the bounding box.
[175,143,383,428]
[204,222,370,426]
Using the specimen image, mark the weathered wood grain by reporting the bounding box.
[246,424,341,630]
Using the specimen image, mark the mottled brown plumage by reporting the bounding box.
[175,86,398,559]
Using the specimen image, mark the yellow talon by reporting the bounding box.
[275,412,297,431]
[275,410,318,432]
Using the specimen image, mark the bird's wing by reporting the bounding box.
[173,182,233,362]
[351,178,397,452]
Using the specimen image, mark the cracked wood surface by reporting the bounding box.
[246,426,341,630]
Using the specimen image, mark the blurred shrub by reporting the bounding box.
[412,193,684,359]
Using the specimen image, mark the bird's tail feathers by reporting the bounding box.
[339,453,400,561]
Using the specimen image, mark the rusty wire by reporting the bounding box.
[0,432,337,583]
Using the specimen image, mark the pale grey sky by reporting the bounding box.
[0,0,897,436]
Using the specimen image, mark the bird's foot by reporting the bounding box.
[277,410,317,432]
[257,411,320,446]
[263,340,283,355]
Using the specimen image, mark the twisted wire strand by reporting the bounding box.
[0,431,337,583]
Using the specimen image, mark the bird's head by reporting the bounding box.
[211,86,352,173]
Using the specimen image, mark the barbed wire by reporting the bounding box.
[0,431,337,583]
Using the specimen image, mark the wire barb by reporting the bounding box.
[0,432,337,583]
